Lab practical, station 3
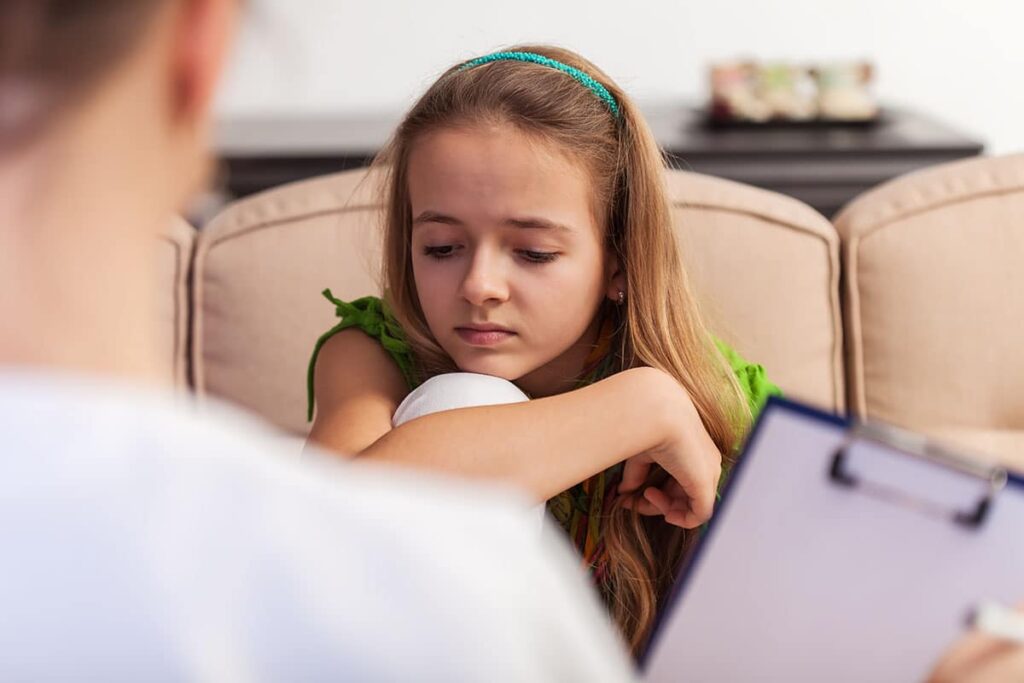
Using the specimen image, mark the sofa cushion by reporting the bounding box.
[834,153,1024,468]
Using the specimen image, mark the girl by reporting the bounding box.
[306,45,780,653]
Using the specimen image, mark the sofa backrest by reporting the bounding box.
[834,153,1024,468]
[158,217,195,389]
[193,167,844,435]
[666,171,843,412]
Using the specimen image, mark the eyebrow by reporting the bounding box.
[412,211,463,227]
[412,211,573,233]
[504,217,573,233]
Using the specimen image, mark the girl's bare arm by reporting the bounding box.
[307,329,719,519]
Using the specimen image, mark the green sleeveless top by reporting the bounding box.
[306,289,781,579]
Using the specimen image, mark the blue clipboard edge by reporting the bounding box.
[639,395,1024,669]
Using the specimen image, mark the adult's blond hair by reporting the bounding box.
[376,45,751,654]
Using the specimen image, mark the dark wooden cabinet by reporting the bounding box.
[216,105,983,217]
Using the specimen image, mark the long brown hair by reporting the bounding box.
[377,45,751,654]
[0,0,167,149]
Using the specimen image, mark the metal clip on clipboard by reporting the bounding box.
[829,422,1009,529]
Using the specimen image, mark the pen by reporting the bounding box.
[969,601,1024,644]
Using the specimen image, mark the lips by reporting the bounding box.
[455,324,516,347]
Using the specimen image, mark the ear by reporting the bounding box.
[162,0,239,205]
[169,0,239,125]
[603,249,627,303]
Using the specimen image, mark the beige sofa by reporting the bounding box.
[834,154,1024,468]
[159,154,1024,470]
[157,216,195,389]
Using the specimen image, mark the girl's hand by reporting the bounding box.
[616,369,723,529]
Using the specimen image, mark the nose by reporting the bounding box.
[459,248,510,306]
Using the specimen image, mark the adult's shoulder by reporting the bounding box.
[1,377,635,679]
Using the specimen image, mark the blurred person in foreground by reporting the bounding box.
[0,1,634,679]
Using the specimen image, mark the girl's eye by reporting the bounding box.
[518,249,559,264]
[423,245,459,259]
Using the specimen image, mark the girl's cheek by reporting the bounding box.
[414,262,457,295]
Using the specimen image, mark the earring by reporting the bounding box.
[616,290,625,305]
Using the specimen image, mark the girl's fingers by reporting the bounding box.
[664,510,699,529]
[621,472,713,529]
[660,478,688,502]
[646,485,704,529]
[618,457,651,494]
[654,461,716,526]
[643,486,672,513]
[619,495,662,516]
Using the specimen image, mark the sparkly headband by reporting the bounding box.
[459,51,621,119]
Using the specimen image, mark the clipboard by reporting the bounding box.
[643,397,1024,682]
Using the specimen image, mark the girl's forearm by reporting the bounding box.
[358,367,682,501]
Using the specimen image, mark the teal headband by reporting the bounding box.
[459,51,621,119]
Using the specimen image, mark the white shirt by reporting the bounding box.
[0,372,636,682]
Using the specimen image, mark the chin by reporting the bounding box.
[451,355,530,382]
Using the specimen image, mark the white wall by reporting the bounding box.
[218,0,1024,153]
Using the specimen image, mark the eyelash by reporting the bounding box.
[423,245,458,259]
[422,246,559,264]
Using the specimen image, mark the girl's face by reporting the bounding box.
[407,123,619,397]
